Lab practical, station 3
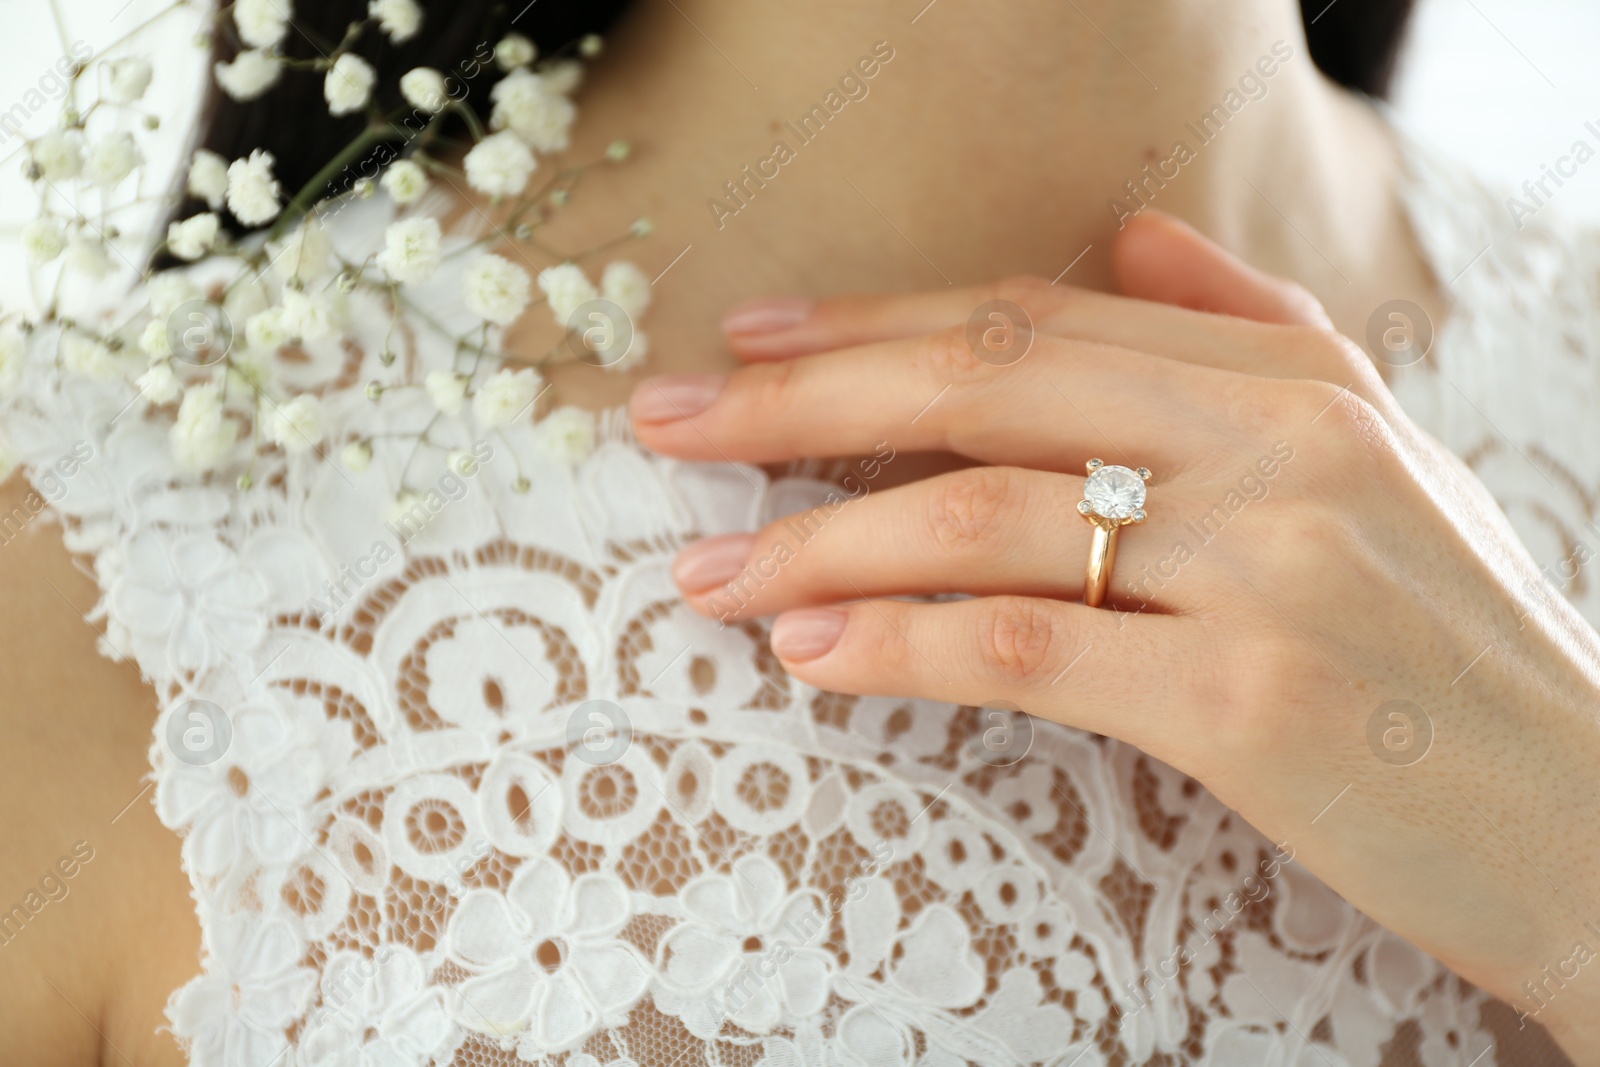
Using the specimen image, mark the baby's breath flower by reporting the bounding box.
[139,319,170,359]
[281,289,339,342]
[537,263,597,327]
[84,133,142,187]
[588,324,647,373]
[601,261,651,319]
[472,366,541,426]
[532,405,596,464]
[265,394,324,454]
[464,253,532,326]
[137,361,182,404]
[226,149,282,226]
[342,439,373,472]
[22,219,66,264]
[494,33,536,71]
[171,382,238,471]
[490,70,575,154]
[107,58,154,103]
[235,0,291,49]
[167,213,220,261]
[579,34,603,59]
[376,217,442,286]
[30,130,84,181]
[63,333,126,381]
[215,49,283,101]
[369,0,422,42]
[147,273,202,317]
[66,236,112,279]
[187,149,229,208]
[381,159,428,204]
[227,348,273,393]
[542,60,583,96]
[387,490,422,524]
[267,220,334,283]
[399,67,448,113]
[0,324,23,390]
[245,307,290,352]
[630,217,654,238]
[424,369,467,415]
[325,53,376,116]
[605,140,631,163]
[463,131,535,198]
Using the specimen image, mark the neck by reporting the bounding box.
[514,0,1431,407]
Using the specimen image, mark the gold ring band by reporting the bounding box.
[1076,458,1151,609]
[1084,522,1119,608]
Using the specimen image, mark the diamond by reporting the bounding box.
[1084,464,1146,520]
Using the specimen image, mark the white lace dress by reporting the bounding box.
[3,131,1593,1067]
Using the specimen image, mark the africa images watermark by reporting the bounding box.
[706,40,897,230]
[1117,839,1297,1018]
[1,440,96,547]
[1504,117,1600,230]
[1124,440,1295,607]
[0,39,93,149]
[702,441,897,625]
[1107,39,1297,229]
[304,439,497,625]
[0,840,96,948]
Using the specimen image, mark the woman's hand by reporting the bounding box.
[630,211,1600,1059]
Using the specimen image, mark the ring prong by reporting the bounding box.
[1132,509,1147,523]
[1087,458,1104,472]
[1136,467,1151,481]
[1076,499,1092,515]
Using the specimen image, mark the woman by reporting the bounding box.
[0,0,1594,1064]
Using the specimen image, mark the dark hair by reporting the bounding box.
[1298,0,1419,98]
[185,0,1419,233]
[179,0,632,234]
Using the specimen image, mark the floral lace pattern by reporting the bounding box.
[1,135,1592,1066]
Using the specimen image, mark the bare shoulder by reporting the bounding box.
[0,473,196,1067]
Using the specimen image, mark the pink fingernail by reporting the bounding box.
[722,297,812,336]
[771,608,848,662]
[631,375,726,422]
[675,534,755,593]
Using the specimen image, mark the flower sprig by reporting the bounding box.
[4,0,652,500]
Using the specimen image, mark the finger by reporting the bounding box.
[767,595,1200,747]
[1112,210,1333,328]
[674,466,1177,620]
[631,330,1220,473]
[719,274,1333,379]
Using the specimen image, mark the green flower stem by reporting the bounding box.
[267,124,398,241]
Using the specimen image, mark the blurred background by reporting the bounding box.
[2,0,1599,310]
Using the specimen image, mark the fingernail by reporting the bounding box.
[631,375,726,422]
[675,533,755,593]
[771,608,848,662]
[722,297,812,336]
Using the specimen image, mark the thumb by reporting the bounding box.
[1111,210,1333,328]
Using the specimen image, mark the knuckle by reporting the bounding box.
[927,467,1021,554]
[916,324,993,385]
[1214,633,1304,753]
[745,358,802,421]
[989,274,1057,310]
[860,601,918,676]
[976,597,1066,686]
[1299,383,1398,464]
